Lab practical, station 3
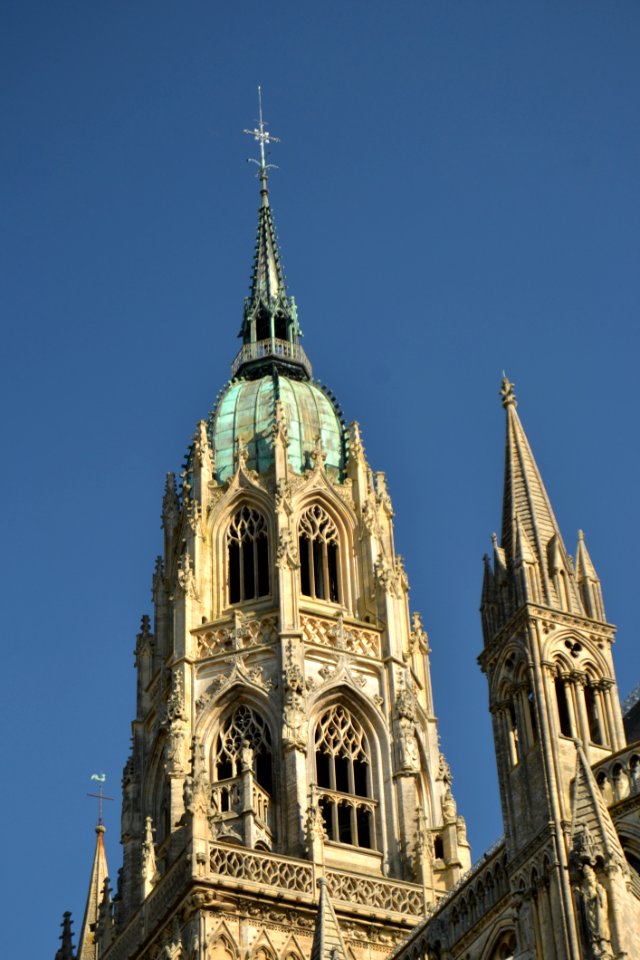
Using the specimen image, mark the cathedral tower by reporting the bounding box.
[91,105,470,960]
[479,377,639,959]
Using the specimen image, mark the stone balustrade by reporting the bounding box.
[592,742,640,806]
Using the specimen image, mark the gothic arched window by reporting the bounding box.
[298,504,340,602]
[213,705,273,796]
[227,506,270,604]
[584,682,605,746]
[314,705,375,848]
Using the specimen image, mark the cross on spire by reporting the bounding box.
[244,86,280,201]
[87,773,114,826]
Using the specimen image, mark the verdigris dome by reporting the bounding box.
[211,373,346,483]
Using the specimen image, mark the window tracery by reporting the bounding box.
[314,705,375,848]
[227,506,270,604]
[298,505,340,602]
[212,705,273,795]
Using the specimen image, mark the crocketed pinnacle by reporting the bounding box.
[77,824,109,960]
[55,911,76,960]
[500,376,580,610]
[570,742,625,868]
[310,878,349,960]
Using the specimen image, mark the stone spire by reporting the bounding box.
[575,529,606,620]
[498,375,581,613]
[54,911,76,960]
[76,823,110,960]
[310,878,349,960]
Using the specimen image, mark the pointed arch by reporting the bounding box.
[293,487,356,612]
[206,921,239,960]
[208,487,276,618]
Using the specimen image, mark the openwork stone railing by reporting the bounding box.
[301,612,381,658]
[231,338,312,377]
[195,614,278,659]
[209,842,315,894]
[326,869,424,916]
[207,841,424,917]
[592,743,640,806]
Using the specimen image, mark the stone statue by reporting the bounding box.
[580,864,612,959]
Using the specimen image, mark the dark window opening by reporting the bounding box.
[585,685,604,745]
[256,309,270,342]
[353,758,369,797]
[274,314,287,340]
[316,751,331,789]
[229,542,241,605]
[299,505,341,603]
[356,808,372,848]
[555,677,572,736]
[337,803,352,844]
[256,752,273,794]
[434,834,444,859]
[227,506,270,605]
[335,754,350,793]
[527,690,537,743]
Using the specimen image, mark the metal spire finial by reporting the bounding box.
[87,772,114,828]
[244,86,280,203]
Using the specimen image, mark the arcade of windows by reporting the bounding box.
[227,503,343,608]
[314,705,375,849]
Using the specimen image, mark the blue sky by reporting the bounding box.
[2,3,640,955]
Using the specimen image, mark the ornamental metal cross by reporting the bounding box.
[87,773,115,826]
[244,86,280,176]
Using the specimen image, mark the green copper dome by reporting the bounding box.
[211,373,346,483]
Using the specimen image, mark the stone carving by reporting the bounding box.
[373,555,407,597]
[305,795,327,851]
[375,471,394,516]
[579,864,612,959]
[442,788,457,823]
[398,718,420,773]
[276,528,299,570]
[121,754,138,841]
[271,399,289,447]
[162,472,180,532]
[141,816,159,893]
[438,753,452,786]
[209,843,314,894]
[456,815,468,845]
[282,662,308,751]
[177,553,199,600]
[275,478,293,512]
[183,737,210,818]
[310,435,326,471]
[212,655,272,697]
[192,419,214,472]
[348,421,365,461]
[325,869,423,915]
[318,655,367,689]
[185,498,203,537]
[300,612,380,657]
[196,614,278,658]
[162,671,187,774]
[410,612,430,653]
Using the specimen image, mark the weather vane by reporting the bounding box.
[244,86,280,179]
[87,772,114,826]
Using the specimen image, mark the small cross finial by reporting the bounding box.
[87,773,114,827]
[244,86,280,196]
[500,373,517,409]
